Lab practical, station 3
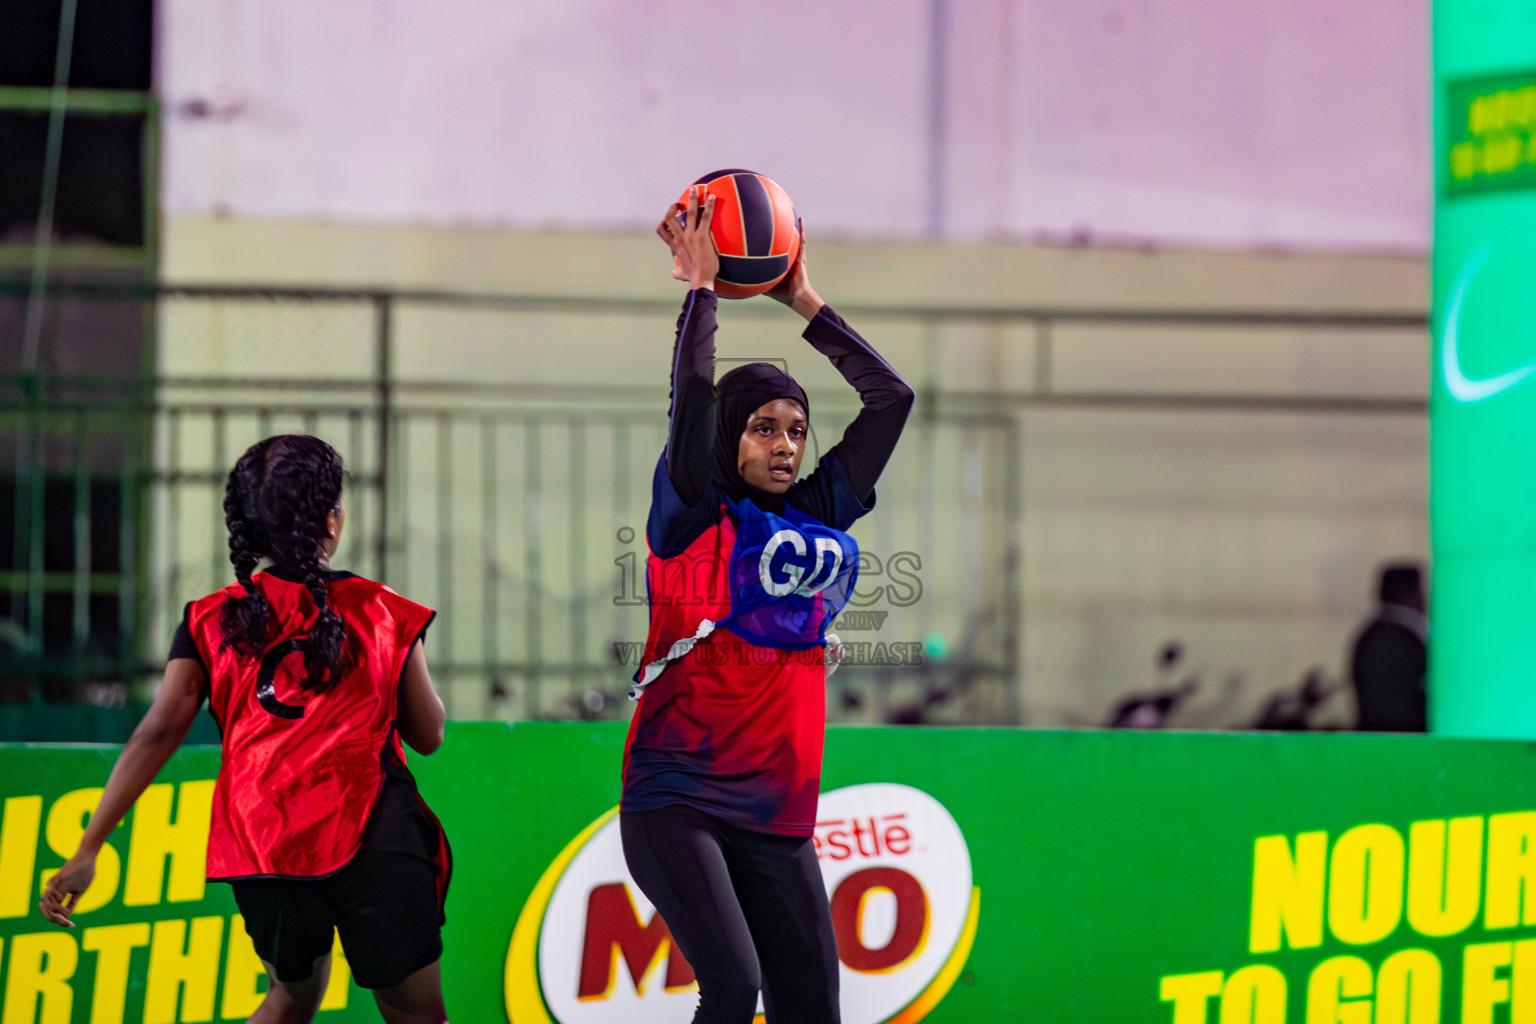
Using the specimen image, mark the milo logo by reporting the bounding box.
[504,783,980,1023]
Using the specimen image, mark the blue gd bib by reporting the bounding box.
[630,497,860,697]
[719,496,861,650]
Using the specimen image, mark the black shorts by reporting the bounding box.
[229,776,450,989]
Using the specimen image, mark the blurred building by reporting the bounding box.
[1,0,157,700]
[4,0,1431,730]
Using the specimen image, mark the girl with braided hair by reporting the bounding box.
[40,435,451,1024]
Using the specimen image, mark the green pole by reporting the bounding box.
[1432,0,1536,736]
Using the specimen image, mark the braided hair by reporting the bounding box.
[218,434,351,692]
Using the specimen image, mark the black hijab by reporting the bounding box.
[711,363,810,510]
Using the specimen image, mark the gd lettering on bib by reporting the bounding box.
[630,497,859,696]
[722,496,860,649]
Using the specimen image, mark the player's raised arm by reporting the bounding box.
[649,190,727,558]
[776,223,915,511]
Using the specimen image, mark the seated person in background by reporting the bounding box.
[1350,563,1428,733]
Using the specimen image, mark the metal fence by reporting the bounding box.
[0,281,1429,727]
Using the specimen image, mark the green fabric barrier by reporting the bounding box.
[0,702,223,746]
[1,723,1533,1023]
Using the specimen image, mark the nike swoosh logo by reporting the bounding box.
[1442,241,1536,403]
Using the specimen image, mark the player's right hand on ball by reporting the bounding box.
[657,187,718,291]
[39,852,96,928]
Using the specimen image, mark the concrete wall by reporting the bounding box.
[158,0,1428,251]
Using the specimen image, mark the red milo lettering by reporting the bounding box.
[577,883,695,1000]
[830,867,930,972]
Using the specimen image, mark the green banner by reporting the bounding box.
[3,724,1536,1022]
[1432,0,1536,737]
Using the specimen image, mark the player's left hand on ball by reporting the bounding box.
[39,853,95,927]
[767,218,811,303]
[768,218,823,320]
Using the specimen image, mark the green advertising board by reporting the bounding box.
[3,723,1536,1022]
[1432,1,1536,737]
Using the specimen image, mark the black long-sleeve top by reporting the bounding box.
[648,289,914,558]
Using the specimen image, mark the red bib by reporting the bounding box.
[187,572,434,880]
[622,509,831,835]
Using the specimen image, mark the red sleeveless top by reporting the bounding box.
[186,571,435,880]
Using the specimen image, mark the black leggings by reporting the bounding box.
[621,805,840,1024]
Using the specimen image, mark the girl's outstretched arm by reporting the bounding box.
[801,305,915,503]
[648,190,735,558]
[769,226,915,504]
[39,657,208,927]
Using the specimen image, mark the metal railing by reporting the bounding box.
[0,279,1429,726]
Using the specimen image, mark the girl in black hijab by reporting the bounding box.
[620,186,913,1024]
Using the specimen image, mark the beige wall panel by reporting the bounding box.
[1018,410,1424,725]
[1049,324,1427,397]
[163,218,1426,311]
[1020,611,1360,727]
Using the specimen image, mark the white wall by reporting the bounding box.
[159,0,1429,251]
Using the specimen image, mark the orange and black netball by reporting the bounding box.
[677,169,801,299]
